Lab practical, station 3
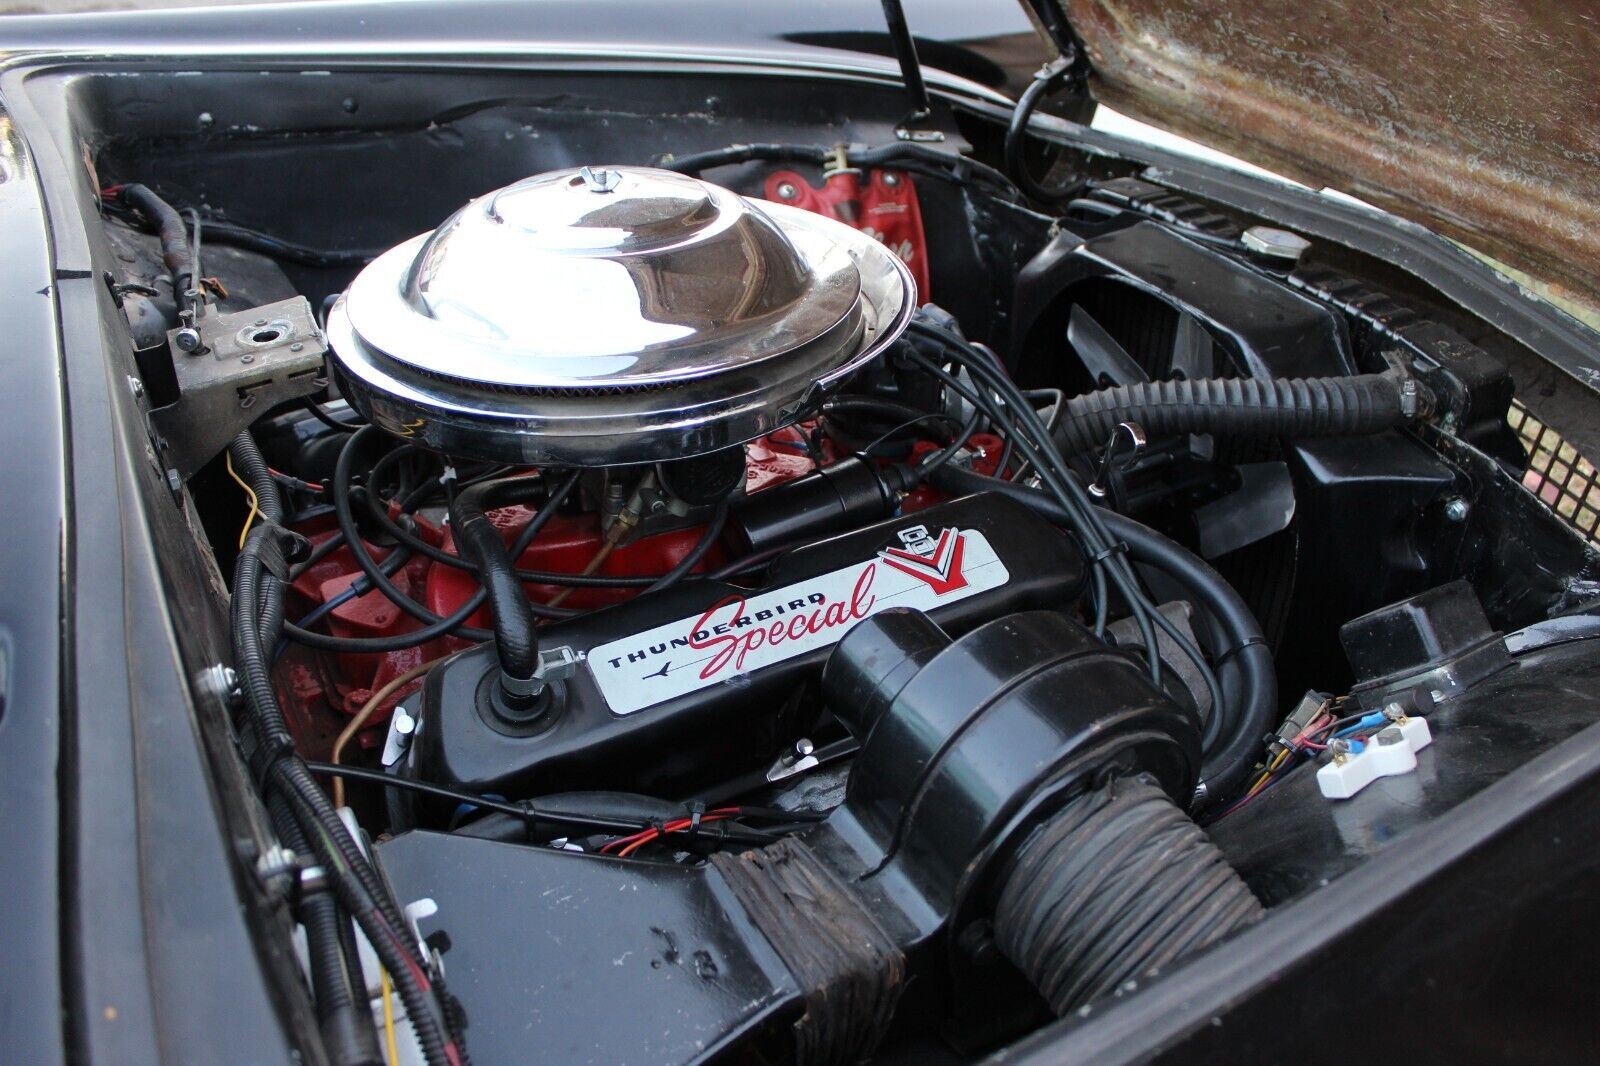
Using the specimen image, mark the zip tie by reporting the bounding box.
[1215,635,1267,668]
[251,734,298,794]
[1087,541,1129,565]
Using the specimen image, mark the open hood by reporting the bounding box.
[1038,0,1600,311]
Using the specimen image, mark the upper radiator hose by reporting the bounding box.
[1054,371,1425,457]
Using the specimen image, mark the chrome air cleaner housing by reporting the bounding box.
[326,165,915,465]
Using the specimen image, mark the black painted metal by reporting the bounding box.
[2,9,1598,1064]
[1012,220,1356,386]
[407,494,1086,806]
[812,608,1200,944]
[0,96,70,1066]
[374,830,804,1066]
[999,677,1600,1065]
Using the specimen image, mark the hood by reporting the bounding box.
[1039,0,1600,311]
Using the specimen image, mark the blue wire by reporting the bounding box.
[1332,711,1388,739]
[275,585,359,659]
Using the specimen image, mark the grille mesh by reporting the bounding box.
[1509,398,1600,544]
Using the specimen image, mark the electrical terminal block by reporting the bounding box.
[1316,716,1432,800]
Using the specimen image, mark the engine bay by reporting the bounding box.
[33,58,1600,1065]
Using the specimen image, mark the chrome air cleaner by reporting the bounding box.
[326,165,915,465]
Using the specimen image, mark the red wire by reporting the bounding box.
[619,815,734,857]
[268,466,326,492]
[603,808,742,857]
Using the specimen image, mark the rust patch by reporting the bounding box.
[1065,0,1600,313]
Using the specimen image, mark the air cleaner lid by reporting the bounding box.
[327,165,915,465]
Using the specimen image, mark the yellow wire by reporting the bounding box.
[1244,748,1292,799]
[225,450,262,550]
[380,966,400,1066]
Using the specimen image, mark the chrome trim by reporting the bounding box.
[328,166,915,466]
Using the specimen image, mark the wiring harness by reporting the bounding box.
[229,432,472,1066]
[893,313,1278,806]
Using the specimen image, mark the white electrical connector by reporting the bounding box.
[1316,715,1433,800]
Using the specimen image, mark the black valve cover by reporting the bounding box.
[402,492,1085,802]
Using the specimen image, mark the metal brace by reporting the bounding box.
[147,295,329,485]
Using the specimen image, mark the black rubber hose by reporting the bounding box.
[359,456,658,587]
[232,540,403,941]
[229,520,416,950]
[822,397,937,425]
[1098,511,1277,808]
[282,469,582,653]
[302,397,361,433]
[928,466,1276,806]
[1005,71,1086,206]
[230,432,292,654]
[199,219,379,268]
[234,551,460,1066]
[229,436,465,1064]
[278,770,458,1066]
[993,775,1263,1015]
[646,500,729,593]
[120,184,195,312]
[332,428,481,635]
[448,472,577,685]
[1054,373,1415,458]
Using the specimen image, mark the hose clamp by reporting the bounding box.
[1088,421,1147,498]
[500,644,582,697]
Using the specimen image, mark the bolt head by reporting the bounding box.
[1443,497,1470,522]
[882,171,900,187]
[776,182,799,201]
[174,326,203,353]
[1241,225,1311,263]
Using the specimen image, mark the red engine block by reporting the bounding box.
[276,166,946,758]
[277,429,814,758]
